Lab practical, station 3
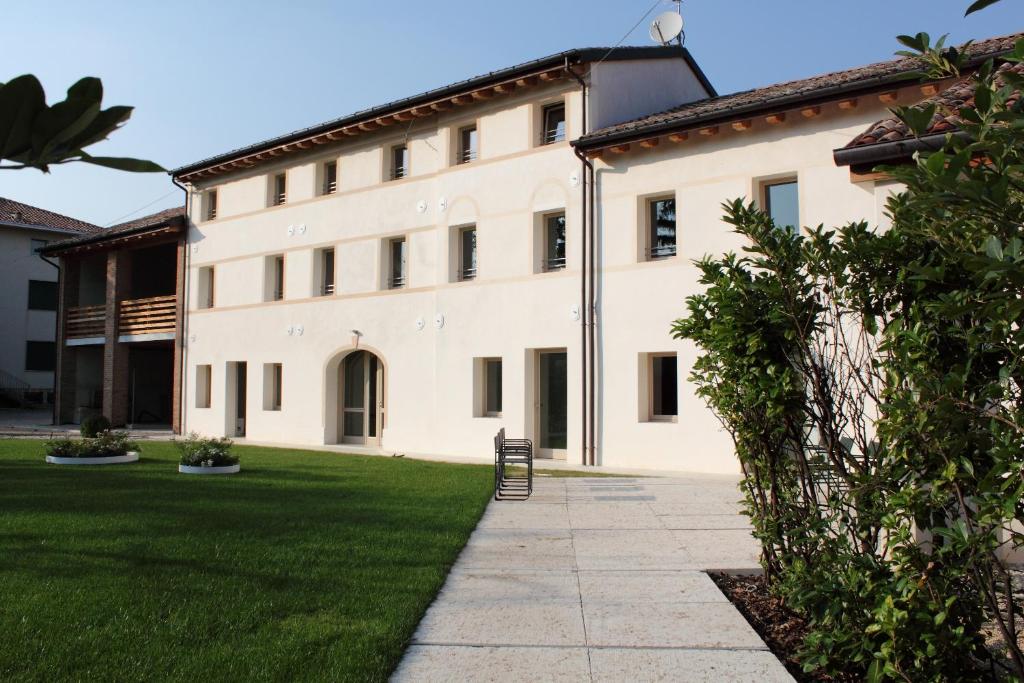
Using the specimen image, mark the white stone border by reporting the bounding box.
[178,463,240,475]
[45,451,140,465]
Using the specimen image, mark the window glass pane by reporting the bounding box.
[486,359,502,414]
[27,280,58,311]
[390,239,406,287]
[368,356,378,437]
[273,364,282,410]
[543,104,566,143]
[324,162,337,194]
[765,181,799,232]
[545,214,566,270]
[25,341,55,372]
[461,228,476,278]
[392,146,408,178]
[274,174,286,204]
[650,198,676,258]
[322,249,335,294]
[343,352,365,408]
[460,127,477,162]
[274,256,284,300]
[652,355,678,417]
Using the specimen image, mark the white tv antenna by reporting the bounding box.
[649,5,684,46]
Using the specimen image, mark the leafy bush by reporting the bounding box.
[673,31,1024,681]
[45,431,138,458]
[80,414,111,438]
[174,433,238,467]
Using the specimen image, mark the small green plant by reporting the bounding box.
[44,437,80,458]
[174,433,238,467]
[80,414,110,438]
[45,431,137,458]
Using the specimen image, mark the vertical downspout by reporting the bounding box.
[567,60,589,466]
[587,150,596,467]
[172,177,190,435]
[39,252,61,426]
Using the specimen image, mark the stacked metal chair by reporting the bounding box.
[493,428,533,500]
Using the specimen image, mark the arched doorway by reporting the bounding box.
[338,350,384,445]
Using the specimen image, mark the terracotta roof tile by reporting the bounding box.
[578,31,1022,147]
[0,197,100,235]
[43,205,186,253]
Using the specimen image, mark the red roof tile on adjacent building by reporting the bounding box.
[0,197,100,235]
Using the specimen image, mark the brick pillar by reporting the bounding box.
[171,237,185,434]
[55,257,81,424]
[102,251,132,426]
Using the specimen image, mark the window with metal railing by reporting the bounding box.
[266,254,285,301]
[388,237,407,289]
[541,103,566,145]
[647,196,676,259]
[271,172,287,206]
[318,248,335,296]
[457,125,478,164]
[390,145,408,180]
[205,189,218,220]
[543,213,566,271]
[459,226,477,280]
[322,161,337,195]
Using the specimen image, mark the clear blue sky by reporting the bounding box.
[3,0,1021,227]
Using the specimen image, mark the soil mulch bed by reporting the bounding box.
[710,572,859,683]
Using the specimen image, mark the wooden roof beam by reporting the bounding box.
[471,88,495,100]
[765,113,786,125]
[428,102,450,113]
[920,83,940,96]
[538,70,561,82]
[516,76,538,87]
[639,138,660,149]
[801,106,822,118]
[731,120,753,132]
[358,121,380,132]
[878,91,899,104]
[393,111,415,122]
[698,126,720,137]
[838,98,858,110]
[375,116,397,126]
[667,132,688,143]
[493,83,516,95]
[609,144,630,154]
[451,95,473,106]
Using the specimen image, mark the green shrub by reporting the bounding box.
[44,437,80,458]
[174,433,238,467]
[45,432,138,458]
[80,414,110,438]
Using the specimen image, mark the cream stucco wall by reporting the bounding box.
[180,67,907,474]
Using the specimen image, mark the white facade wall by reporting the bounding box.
[180,67,907,474]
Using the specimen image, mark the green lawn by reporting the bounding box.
[0,440,493,681]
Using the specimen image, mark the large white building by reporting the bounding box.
[169,34,1018,473]
[0,199,99,407]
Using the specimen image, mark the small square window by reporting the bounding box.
[459,226,477,280]
[390,145,408,180]
[322,161,338,195]
[457,125,478,164]
[763,179,799,233]
[647,196,676,260]
[198,267,215,309]
[649,353,678,421]
[543,213,566,271]
[27,280,58,311]
[264,363,282,411]
[196,365,212,408]
[388,237,407,289]
[271,172,287,206]
[30,238,48,254]
[205,189,218,220]
[541,103,566,145]
[25,341,55,372]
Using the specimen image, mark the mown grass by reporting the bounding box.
[0,440,492,681]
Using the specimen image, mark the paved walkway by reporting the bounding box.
[393,476,793,682]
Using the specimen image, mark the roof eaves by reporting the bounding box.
[42,216,185,255]
[0,221,98,237]
[832,130,966,168]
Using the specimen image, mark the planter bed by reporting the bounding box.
[46,451,139,465]
[178,463,240,475]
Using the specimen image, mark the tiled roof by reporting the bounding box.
[577,31,1023,148]
[0,197,100,235]
[43,205,185,253]
[843,60,1024,149]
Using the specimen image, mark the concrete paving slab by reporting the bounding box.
[455,529,577,571]
[477,503,572,530]
[588,647,794,682]
[572,529,697,570]
[583,602,768,649]
[567,502,663,530]
[577,570,726,605]
[658,514,753,530]
[438,569,580,603]
[411,601,586,647]
[673,529,761,570]
[650,501,746,516]
[393,645,592,682]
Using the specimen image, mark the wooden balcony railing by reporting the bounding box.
[66,304,106,339]
[119,295,177,337]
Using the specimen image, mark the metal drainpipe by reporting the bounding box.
[587,152,596,467]
[567,60,589,466]
[38,251,61,426]
[172,176,190,435]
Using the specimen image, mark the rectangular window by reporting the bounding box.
[648,196,677,260]
[30,238,48,254]
[25,341,55,372]
[457,125,478,164]
[196,365,212,408]
[388,237,407,289]
[390,145,408,180]
[198,266,215,309]
[541,103,566,145]
[271,172,287,206]
[764,179,799,233]
[266,255,285,301]
[543,212,566,271]
[205,189,218,220]
[459,226,477,280]
[650,353,678,420]
[318,248,335,296]
[322,160,338,195]
[264,363,282,411]
[27,280,58,311]
[484,358,502,416]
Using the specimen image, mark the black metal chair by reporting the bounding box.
[494,427,533,500]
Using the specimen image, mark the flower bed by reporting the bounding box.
[175,433,239,474]
[45,432,140,465]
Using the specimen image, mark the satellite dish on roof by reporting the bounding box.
[649,10,684,45]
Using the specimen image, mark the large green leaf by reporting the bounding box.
[965,0,1003,15]
[78,152,164,172]
[0,74,45,160]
